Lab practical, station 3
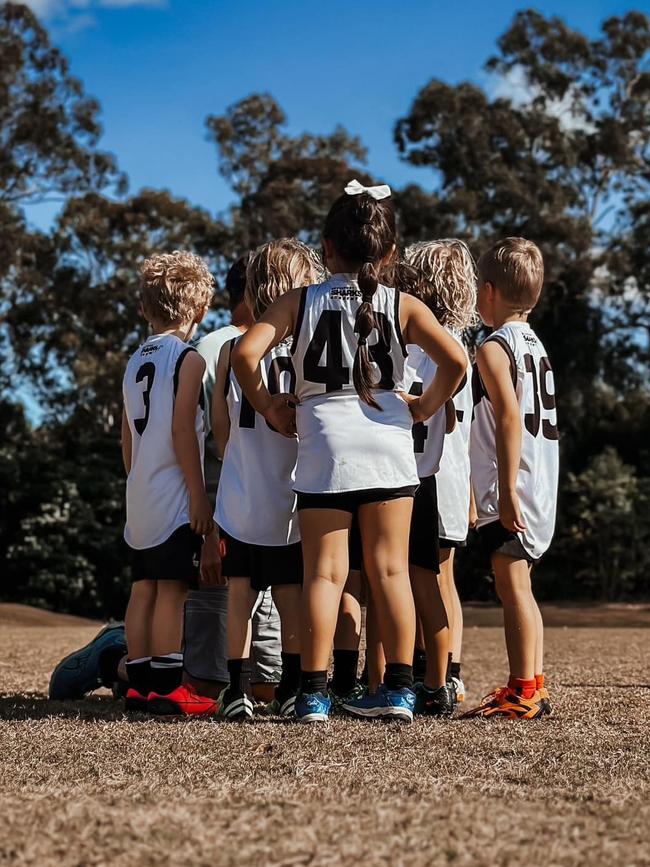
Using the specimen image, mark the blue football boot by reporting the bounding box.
[343,684,415,723]
[295,691,331,723]
[49,623,126,700]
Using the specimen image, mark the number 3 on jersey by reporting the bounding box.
[134,362,155,435]
[303,310,394,390]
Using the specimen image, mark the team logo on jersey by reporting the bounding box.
[330,286,362,301]
[141,344,160,356]
[522,333,538,346]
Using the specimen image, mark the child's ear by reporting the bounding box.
[195,304,209,325]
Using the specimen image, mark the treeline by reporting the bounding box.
[1,4,649,615]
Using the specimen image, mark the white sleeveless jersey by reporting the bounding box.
[291,274,418,493]
[403,345,446,479]
[436,332,472,542]
[215,337,299,546]
[470,322,559,559]
[123,334,204,550]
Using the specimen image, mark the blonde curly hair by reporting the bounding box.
[246,238,322,321]
[140,251,214,327]
[404,239,479,331]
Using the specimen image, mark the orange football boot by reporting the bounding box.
[147,683,218,717]
[460,686,547,720]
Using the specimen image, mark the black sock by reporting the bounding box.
[412,648,427,683]
[450,661,462,680]
[445,652,453,682]
[300,670,328,695]
[332,649,359,695]
[150,654,183,696]
[228,658,250,694]
[384,662,413,691]
[98,647,124,687]
[277,652,301,701]
[125,657,151,695]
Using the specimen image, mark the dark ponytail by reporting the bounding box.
[323,190,396,409]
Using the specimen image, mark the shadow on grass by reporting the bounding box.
[0,693,297,724]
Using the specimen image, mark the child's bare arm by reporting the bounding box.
[232,289,300,437]
[476,341,526,533]
[400,293,466,420]
[172,350,213,536]
[121,406,132,474]
[211,342,232,460]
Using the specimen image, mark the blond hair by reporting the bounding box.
[140,251,214,326]
[246,238,322,320]
[478,237,544,311]
[404,239,478,331]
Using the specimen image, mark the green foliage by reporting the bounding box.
[548,448,650,600]
[0,6,649,613]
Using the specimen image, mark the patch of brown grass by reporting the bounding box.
[1,619,649,866]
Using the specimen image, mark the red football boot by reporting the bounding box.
[147,683,218,717]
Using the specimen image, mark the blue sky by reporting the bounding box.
[20,0,643,228]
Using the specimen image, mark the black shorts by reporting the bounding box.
[439,537,467,550]
[296,485,418,514]
[408,476,440,572]
[477,521,536,564]
[130,523,201,585]
[219,528,303,592]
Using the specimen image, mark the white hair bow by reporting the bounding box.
[344,179,392,200]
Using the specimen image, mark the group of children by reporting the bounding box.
[120,180,559,724]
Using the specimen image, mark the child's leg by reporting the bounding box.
[125,580,156,660]
[299,508,352,692]
[443,549,464,664]
[493,554,538,685]
[151,580,188,655]
[271,583,302,704]
[124,580,157,695]
[358,498,415,687]
[365,591,386,692]
[410,565,449,689]
[533,594,544,677]
[149,580,189,695]
[335,569,362,651]
[226,576,258,691]
[332,569,362,695]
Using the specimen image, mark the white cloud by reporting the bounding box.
[486,64,596,134]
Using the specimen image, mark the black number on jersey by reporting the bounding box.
[524,354,559,440]
[303,310,349,391]
[452,371,468,423]
[408,381,428,453]
[238,355,297,431]
[303,310,394,391]
[134,362,156,435]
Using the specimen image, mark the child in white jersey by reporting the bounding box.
[404,240,478,709]
[463,238,559,720]
[233,180,466,724]
[211,238,321,720]
[121,251,214,711]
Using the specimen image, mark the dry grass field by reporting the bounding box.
[1,603,649,867]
